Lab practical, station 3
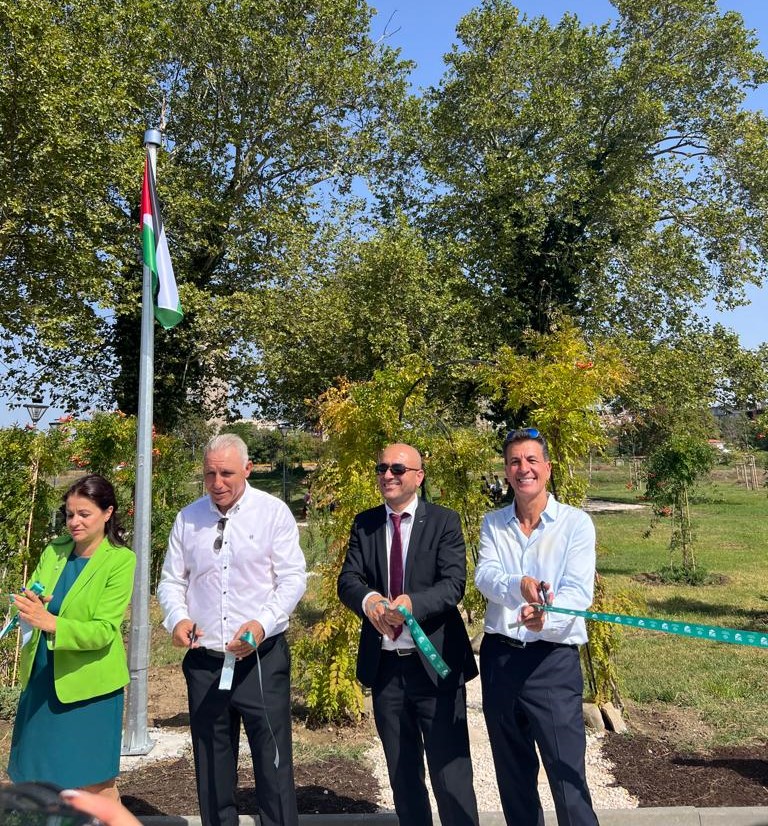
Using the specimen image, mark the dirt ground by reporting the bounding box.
[113,664,768,816]
[119,664,380,816]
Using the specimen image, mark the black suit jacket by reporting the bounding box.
[337,499,478,689]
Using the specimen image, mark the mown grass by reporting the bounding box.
[588,458,768,747]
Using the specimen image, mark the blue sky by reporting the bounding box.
[2,0,766,428]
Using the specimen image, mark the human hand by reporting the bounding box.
[227,620,265,658]
[520,577,553,606]
[60,788,142,826]
[172,618,204,648]
[520,602,546,632]
[520,576,541,604]
[12,589,55,633]
[364,593,395,639]
[383,594,412,629]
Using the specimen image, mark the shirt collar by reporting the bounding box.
[385,494,419,520]
[506,493,558,525]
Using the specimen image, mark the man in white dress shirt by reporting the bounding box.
[475,428,598,826]
[157,434,307,826]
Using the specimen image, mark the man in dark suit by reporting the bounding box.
[337,443,480,826]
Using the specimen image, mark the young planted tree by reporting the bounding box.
[644,434,717,583]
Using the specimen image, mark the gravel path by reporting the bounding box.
[365,661,639,814]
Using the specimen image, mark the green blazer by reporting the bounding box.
[20,535,136,703]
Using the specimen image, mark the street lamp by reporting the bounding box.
[277,423,289,503]
[24,398,49,427]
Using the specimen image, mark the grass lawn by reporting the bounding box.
[588,459,768,747]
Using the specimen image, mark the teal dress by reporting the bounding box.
[7,553,124,787]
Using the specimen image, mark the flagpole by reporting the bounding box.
[122,127,162,756]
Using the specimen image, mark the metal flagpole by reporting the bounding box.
[122,127,162,755]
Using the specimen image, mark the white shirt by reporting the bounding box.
[157,483,307,651]
[363,495,419,651]
[475,495,595,645]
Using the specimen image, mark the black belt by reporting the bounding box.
[195,632,283,659]
[486,633,577,651]
[381,647,417,657]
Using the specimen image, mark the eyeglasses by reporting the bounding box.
[213,517,227,553]
[505,427,541,440]
[375,463,422,476]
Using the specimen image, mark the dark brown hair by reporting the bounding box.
[63,474,127,547]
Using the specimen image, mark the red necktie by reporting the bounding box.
[389,512,408,639]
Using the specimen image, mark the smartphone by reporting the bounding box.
[0,782,101,826]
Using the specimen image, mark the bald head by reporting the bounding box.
[377,443,424,512]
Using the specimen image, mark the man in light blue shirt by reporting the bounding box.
[475,428,598,826]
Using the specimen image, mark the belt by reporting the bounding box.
[194,632,282,660]
[486,633,577,651]
[381,647,417,657]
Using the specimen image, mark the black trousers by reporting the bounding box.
[372,650,480,826]
[182,634,298,826]
[480,634,599,826]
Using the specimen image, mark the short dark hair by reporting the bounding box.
[503,429,550,462]
[63,474,127,547]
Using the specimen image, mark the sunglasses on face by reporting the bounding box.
[213,517,227,553]
[375,463,421,476]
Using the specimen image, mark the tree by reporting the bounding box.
[644,433,716,581]
[255,218,486,418]
[0,0,163,410]
[1,0,412,428]
[416,0,768,343]
[614,326,768,455]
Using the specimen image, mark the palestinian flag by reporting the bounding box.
[141,152,182,329]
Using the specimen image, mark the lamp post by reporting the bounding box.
[13,399,50,683]
[24,398,49,428]
[277,423,289,503]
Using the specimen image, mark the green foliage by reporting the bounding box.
[1,0,412,427]
[256,219,486,419]
[0,684,20,720]
[589,460,768,748]
[417,0,768,342]
[59,413,197,589]
[644,434,717,576]
[0,428,70,578]
[581,574,634,706]
[652,565,713,586]
[614,329,768,455]
[481,320,629,506]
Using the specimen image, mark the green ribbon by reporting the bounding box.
[542,605,768,649]
[395,605,452,679]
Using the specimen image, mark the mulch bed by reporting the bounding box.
[121,755,380,817]
[119,733,768,815]
[602,732,768,807]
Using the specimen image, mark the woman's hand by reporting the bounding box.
[12,589,55,633]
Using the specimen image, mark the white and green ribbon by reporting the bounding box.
[541,605,768,649]
[395,605,452,679]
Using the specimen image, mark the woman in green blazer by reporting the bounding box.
[7,474,136,800]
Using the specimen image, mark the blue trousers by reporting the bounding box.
[480,634,598,826]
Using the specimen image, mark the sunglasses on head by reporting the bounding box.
[375,462,421,476]
[505,427,542,441]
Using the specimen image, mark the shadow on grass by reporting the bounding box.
[645,595,768,628]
